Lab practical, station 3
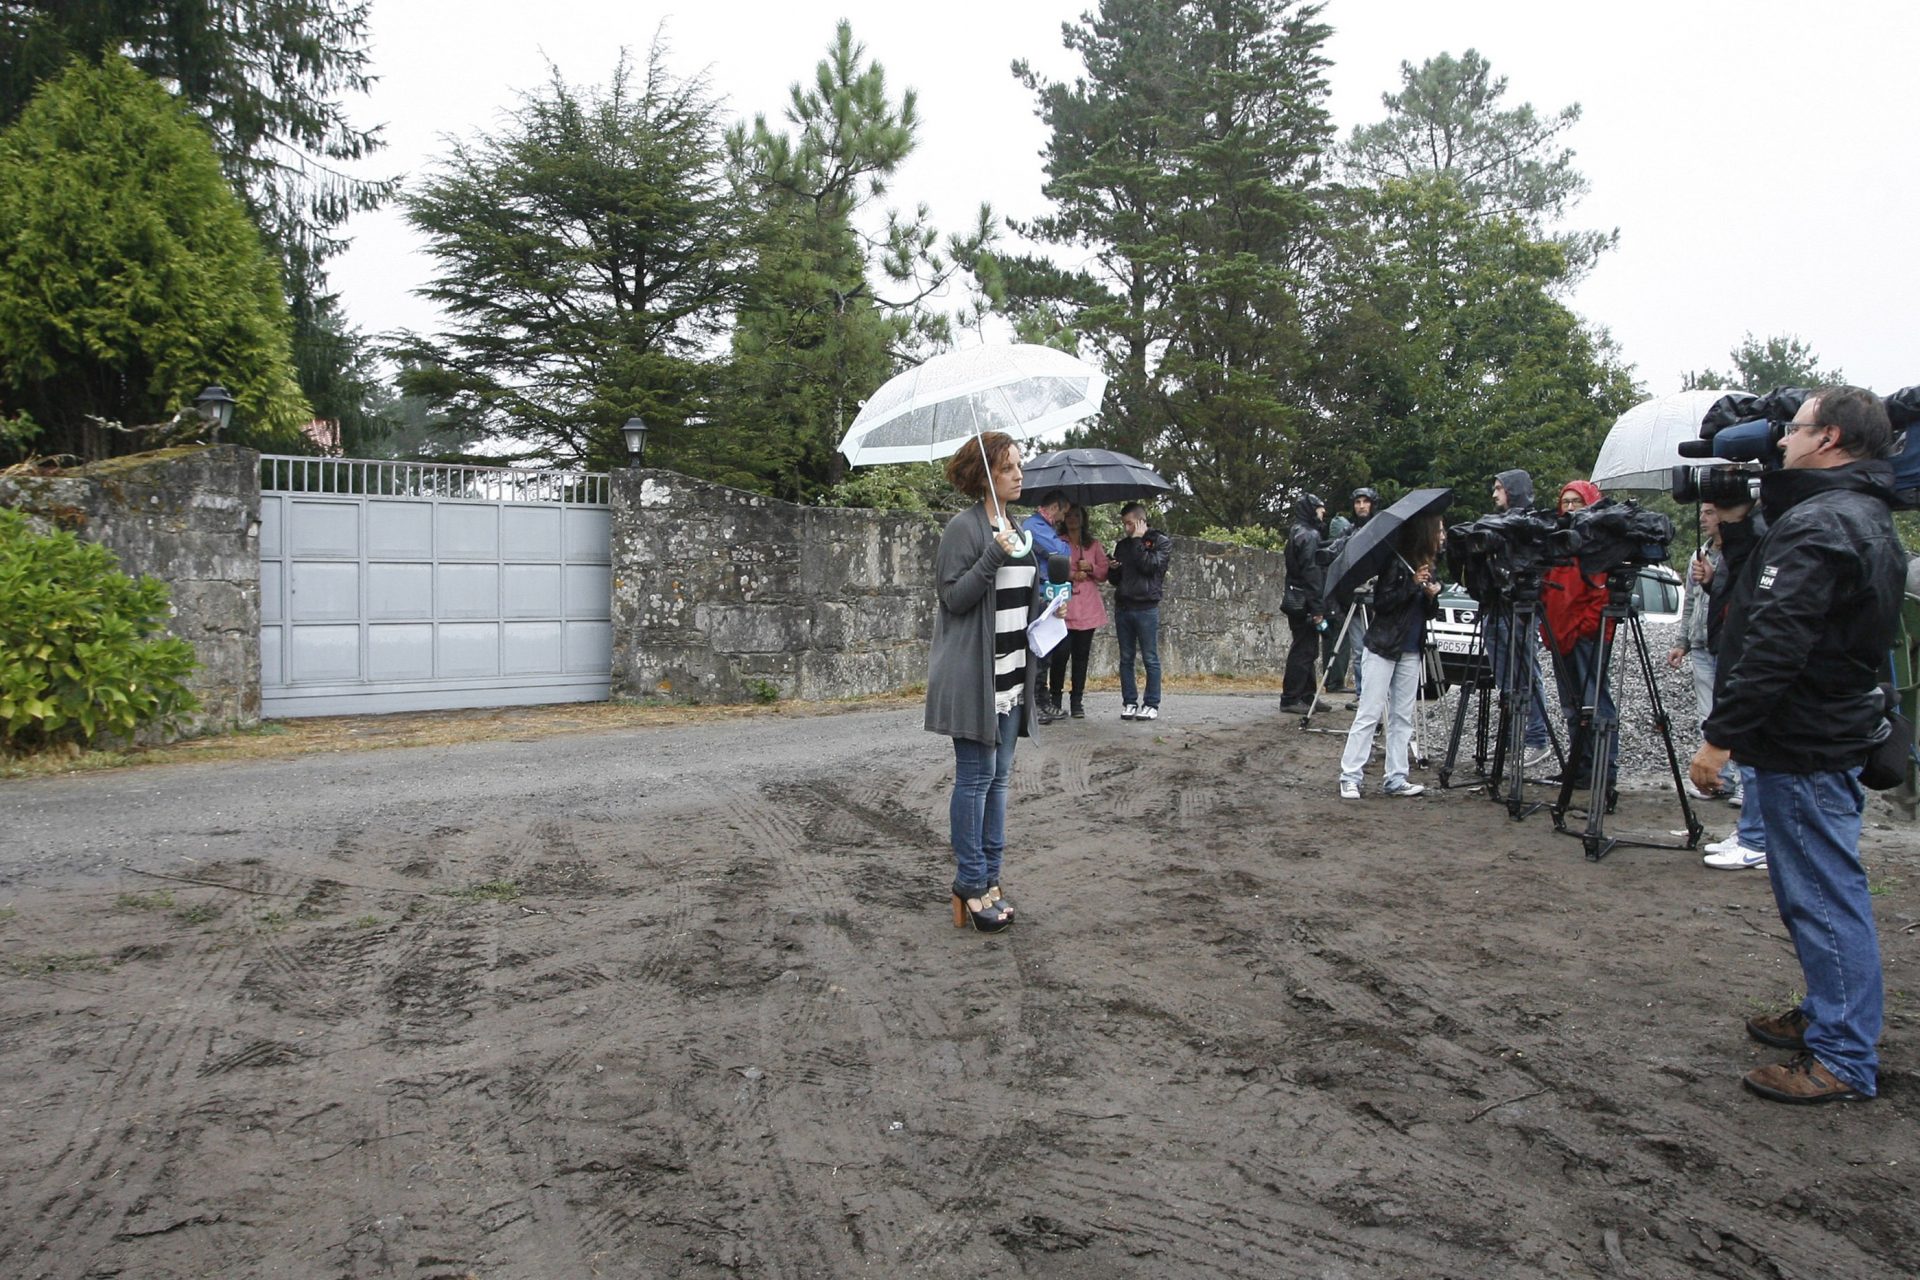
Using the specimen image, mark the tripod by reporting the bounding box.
[1437,580,1564,816]
[1300,591,1369,734]
[1549,567,1706,861]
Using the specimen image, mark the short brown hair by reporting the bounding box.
[944,431,1019,499]
[1809,385,1893,459]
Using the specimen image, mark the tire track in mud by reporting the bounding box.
[0,872,274,1276]
[678,775,1038,1275]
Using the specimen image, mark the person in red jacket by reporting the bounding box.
[1540,479,1617,789]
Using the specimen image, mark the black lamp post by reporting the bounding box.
[195,384,237,439]
[622,416,648,466]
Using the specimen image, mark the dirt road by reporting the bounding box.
[1,694,1916,1277]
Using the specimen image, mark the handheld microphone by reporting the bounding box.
[1046,552,1071,603]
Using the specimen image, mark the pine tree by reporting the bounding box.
[1008,0,1335,530]
[392,46,743,469]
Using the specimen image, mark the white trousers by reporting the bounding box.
[1340,648,1421,790]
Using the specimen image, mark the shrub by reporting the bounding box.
[0,508,198,749]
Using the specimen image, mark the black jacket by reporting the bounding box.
[1111,527,1172,608]
[1283,516,1326,616]
[1707,507,1767,655]
[1704,460,1907,773]
[1363,555,1440,660]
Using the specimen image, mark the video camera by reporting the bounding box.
[1449,500,1674,603]
[1672,384,1920,505]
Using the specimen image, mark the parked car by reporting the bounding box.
[1429,565,1683,685]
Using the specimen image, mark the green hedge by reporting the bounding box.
[0,508,198,748]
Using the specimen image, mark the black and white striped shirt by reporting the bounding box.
[992,561,1036,715]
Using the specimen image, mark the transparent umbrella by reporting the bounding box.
[1591,389,1743,492]
[836,343,1106,469]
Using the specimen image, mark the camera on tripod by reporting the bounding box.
[1671,382,1920,508]
[1445,509,1565,602]
[1449,500,1674,602]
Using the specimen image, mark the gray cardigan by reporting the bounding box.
[924,502,1044,746]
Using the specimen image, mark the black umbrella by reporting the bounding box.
[1324,487,1454,609]
[1013,448,1175,507]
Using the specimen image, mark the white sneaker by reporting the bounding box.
[1702,834,1740,855]
[1686,780,1733,801]
[1702,839,1766,870]
[1339,780,1361,800]
[1385,782,1425,797]
[1137,705,1158,721]
[1523,746,1554,771]
[1121,704,1137,721]
[1728,790,1743,808]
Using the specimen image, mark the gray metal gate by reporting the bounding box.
[259,456,612,718]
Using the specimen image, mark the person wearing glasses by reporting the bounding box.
[1691,387,1905,1105]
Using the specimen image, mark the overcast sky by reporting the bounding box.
[327,0,1919,398]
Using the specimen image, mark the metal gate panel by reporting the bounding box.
[259,457,612,718]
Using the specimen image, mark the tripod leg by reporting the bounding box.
[1627,612,1704,848]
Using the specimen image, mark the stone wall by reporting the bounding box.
[609,468,1291,703]
[1,445,261,733]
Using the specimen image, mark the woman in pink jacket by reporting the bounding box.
[1047,503,1110,720]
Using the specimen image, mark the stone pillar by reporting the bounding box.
[1,444,262,735]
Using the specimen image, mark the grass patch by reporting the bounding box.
[0,905,15,924]
[254,910,291,932]
[449,880,520,904]
[5,951,111,975]
[174,902,223,925]
[349,914,383,929]
[114,890,176,912]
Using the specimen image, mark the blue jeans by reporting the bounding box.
[1554,635,1619,783]
[1753,768,1880,1094]
[1487,614,1550,748]
[950,710,1019,895]
[1116,607,1161,708]
[1734,764,1767,851]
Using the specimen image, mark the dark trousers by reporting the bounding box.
[1048,627,1095,705]
[1283,610,1319,702]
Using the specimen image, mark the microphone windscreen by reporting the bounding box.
[1047,552,1070,581]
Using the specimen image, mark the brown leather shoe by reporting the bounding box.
[1746,1006,1810,1050]
[1743,1053,1871,1104]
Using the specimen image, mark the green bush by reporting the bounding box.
[0,508,198,749]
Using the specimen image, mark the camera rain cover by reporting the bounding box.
[1568,500,1675,576]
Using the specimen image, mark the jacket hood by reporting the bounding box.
[1495,469,1534,509]
[1760,458,1900,521]
[1558,479,1603,511]
[1293,492,1327,524]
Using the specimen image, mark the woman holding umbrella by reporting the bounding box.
[925,430,1043,934]
[1338,514,1445,799]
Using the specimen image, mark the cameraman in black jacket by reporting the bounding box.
[1691,386,1906,1105]
[1280,494,1327,711]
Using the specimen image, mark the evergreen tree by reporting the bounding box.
[721,21,997,503]
[1341,49,1614,279]
[1680,333,1844,394]
[1,1,395,452]
[0,56,310,457]
[1009,0,1335,530]
[1313,175,1638,512]
[392,46,743,469]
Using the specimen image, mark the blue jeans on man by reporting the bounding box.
[1752,767,1880,1095]
[1116,606,1161,709]
[950,710,1018,895]
[1486,614,1550,748]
